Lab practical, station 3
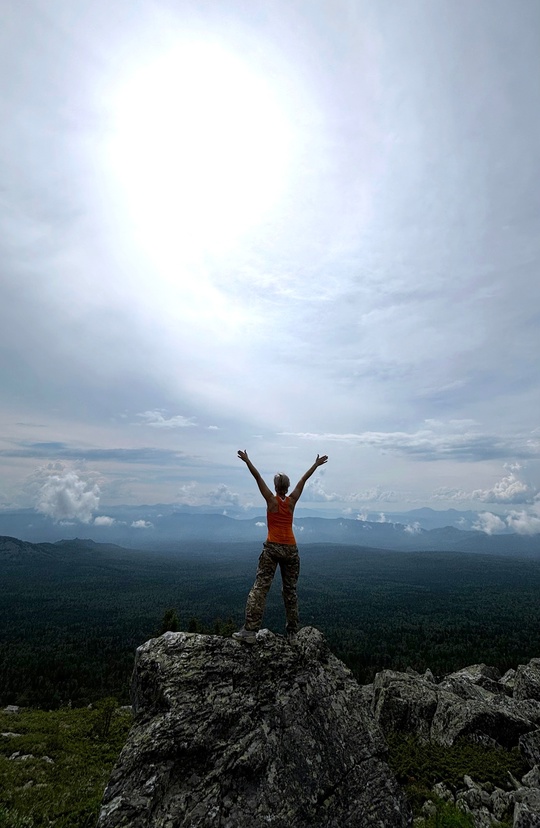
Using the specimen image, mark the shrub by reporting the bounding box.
[425,801,475,827]
[386,732,527,791]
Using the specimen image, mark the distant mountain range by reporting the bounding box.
[0,506,538,556]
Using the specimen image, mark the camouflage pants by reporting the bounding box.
[244,541,300,633]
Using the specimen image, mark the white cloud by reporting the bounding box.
[176,482,199,506]
[36,470,100,523]
[305,478,341,502]
[280,423,540,462]
[136,410,196,429]
[255,521,265,527]
[306,479,398,504]
[471,473,534,504]
[207,483,242,508]
[505,509,540,536]
[504,462,523,472]
[94,515,116,527]
[131,520,153,529]
[473,512,507,535]
[434,469,537,506]
[404,522,422,534]
[432,487,470,502]
[348,487,399,503]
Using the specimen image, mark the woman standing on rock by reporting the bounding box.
[233,449,328,644]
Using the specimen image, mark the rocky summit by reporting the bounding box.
[97,627,410,828]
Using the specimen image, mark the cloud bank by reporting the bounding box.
[280,423,540,463]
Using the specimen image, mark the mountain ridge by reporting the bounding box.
[0,505,538,557]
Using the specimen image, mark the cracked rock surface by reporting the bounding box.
[371,662,540,749]
[369,659,540,827]
[98,627,410,828]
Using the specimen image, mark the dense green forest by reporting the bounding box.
[3,539,540,708]
[2,538,540,827]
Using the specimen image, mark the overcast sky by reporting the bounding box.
[1,0,540,533]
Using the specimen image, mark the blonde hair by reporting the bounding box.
[274,473,290,495]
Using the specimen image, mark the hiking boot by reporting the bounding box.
[232,627,257,644]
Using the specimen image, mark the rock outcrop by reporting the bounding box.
[368,662,540,749]
[98,627,410,828]
[365,659,540,827]
[99,627,540,828]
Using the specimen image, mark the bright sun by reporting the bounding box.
[106,42,293,268]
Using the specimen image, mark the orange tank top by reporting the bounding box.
[267,496,296,545]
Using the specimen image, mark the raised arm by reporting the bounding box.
[237,450,275,507]
[289,454,328,505]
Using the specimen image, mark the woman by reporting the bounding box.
[233,449,328,644]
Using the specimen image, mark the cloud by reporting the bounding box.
[280,422,540,462]
[304,478,341,502]
[1,1,540,523]
[131,520,153,529]
[207,483,242,508]
[505,462,524,472]
[1,442,193,465]
[176,482,199,505]
[472,496,540,536]
[472,512,507,535]
[348,487,400,503]
[404,522,422,534]
[434,468,537,506]
[94,515,116,527]
[432,487,470,502]
[306,478,398,504]
[135,410,196,429]
[471,473,535,504]
[505,509,540,536]
[36,470,100,523]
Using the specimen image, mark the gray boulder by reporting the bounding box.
[501,669,517,693]
[515,661,540,703]
[431,782,454,804]
[514,789,540,811]
[442,664,510,697]
[491,788,515,821]
[373,665,539,748]
[431,692,536,748]
[98,627,411,828]
[514,802,540,827]
[523,767,540,788]
[372,670,438,742]
[521,731,540,768]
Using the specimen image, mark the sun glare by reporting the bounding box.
[105,42,293,268]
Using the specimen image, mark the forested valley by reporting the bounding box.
[2,538,540,709]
